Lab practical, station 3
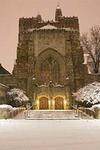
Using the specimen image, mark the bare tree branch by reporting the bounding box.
[81,25,100,74]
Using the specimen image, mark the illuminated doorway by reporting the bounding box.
[39,97,49,110]
[54,96,64,110]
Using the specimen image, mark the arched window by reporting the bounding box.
[40,56,60,83]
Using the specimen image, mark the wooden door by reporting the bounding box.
[39,97,49,110]
[55,97,64,110]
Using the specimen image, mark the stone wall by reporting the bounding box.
[0,83,8,104]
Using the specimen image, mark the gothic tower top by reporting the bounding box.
[55,4,62,21]
[18,5,79,33]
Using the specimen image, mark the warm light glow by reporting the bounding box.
[64,99,67,104]
[35,95,68,110]
[48,100,51,105]
[38,95,49,99]
[52,100,55,110]
[35,99,39,109]
[64,99,69,110]
[53,95,65,99]
[52,100,55,105]
[48,100,51,109]
[37,100,39,106]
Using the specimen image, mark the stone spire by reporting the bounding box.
[55,4,62,21]
[36,12,42,22]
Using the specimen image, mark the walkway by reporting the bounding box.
[0,119,100,150]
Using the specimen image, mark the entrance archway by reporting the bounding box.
[54,96,64,110]
[39,97,49,110]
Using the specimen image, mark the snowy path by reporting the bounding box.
[0,119,100,150]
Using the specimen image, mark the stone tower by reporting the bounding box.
[55,4,62,21]
[13,6,85,110]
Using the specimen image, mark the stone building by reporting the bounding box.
[0,5,86,109]
[0,64,16,88]
[0,83,8,104]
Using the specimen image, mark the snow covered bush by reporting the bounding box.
[74,82,100,107]
[7,88,29,107]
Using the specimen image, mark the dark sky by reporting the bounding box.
[0,0,100,72]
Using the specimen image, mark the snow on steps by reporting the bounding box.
[15,110,84,120]
[27,110,80,120]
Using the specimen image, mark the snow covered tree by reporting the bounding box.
[81,26,100,74]
[7,88,29,107]
[74,82,100,107]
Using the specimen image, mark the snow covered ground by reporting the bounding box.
[0,119,100,150]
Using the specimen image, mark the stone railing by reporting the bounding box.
[0,107,25,119]
[78,107,95,119]
[93,107,100,119]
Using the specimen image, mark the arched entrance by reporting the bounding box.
[54,96,64,110]
[39,97,49,110]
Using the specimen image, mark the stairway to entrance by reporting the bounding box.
[24,110,81,120]
[14,109,94,120]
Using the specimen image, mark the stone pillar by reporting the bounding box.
[64,99,67,110]
[48,99,51,110]
[32,76,38,109]
[52,99,55,110]
[48,81,54,110]
[36,99,39,110]
[65,77,72,109]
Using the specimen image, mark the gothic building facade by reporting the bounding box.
[0,6,86,110]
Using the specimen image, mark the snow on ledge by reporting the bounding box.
[92,104,100,109]
[0,104,13,110]
[40,24,57,29]
[27,26,78,32]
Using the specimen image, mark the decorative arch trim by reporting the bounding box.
[37,47,65,62]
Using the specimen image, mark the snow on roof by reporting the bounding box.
[27,25,78,32]
[28,24,57,32]
[39,24,57,29]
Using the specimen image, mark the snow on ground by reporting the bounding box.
[0,119,100,150]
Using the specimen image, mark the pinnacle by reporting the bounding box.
[56,2,60,9]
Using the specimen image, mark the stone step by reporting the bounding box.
[25,110,80,120]
[14,109,93,120]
